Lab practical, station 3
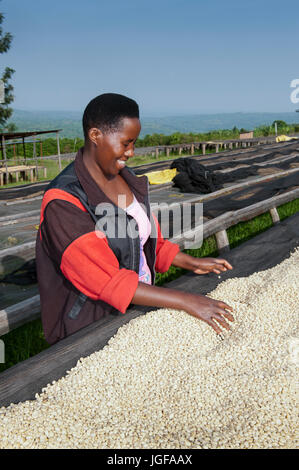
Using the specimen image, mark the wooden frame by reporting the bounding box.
[1,207,299,407]
[0,187,298,337]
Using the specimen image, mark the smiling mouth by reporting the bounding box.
[116,159,127,167]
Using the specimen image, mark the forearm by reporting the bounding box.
[132,282,188,311]
[171,251,198,270]
[131,281,234,335]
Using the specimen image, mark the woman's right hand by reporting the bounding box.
[132,282,234,336]
[181,292,234,335]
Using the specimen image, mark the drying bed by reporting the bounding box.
[0,211,298,411]
[0,226,298,448]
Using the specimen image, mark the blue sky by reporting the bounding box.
[1,0,299,115]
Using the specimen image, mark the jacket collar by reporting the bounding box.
[74,147,149,207]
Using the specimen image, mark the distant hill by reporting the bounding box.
[10,109,83,139]
[9,109,299,139]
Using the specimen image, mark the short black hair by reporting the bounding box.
[82,93,139,139]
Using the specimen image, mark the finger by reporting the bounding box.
[212,269,221,274]
[213,264,228,272]
[213,313,232,331]
[222,310,235,322]
[217,301,234,312]
[223,260,233,270]
[206,318,223,336]
[216,259,233,270]
[216,306,234,320]
[194,269,209,275]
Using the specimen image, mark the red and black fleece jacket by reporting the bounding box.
[36,149,180,345]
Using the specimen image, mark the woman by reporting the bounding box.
[36,93,234,345]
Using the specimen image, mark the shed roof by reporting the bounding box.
[0,130,62,141]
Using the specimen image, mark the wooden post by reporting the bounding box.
[155,147,159,159]
[229,142,233,149]
[191,143,194,155]
[166,147,170,157]
[56,131,62,171]
[33,134,38,180]
[22,137,26,163]
[269,207,280,224]
[179,146,182,155]
[2,135,8,177]
[202,143,206,155]
[215,229,230,253]
[215,143,219,153]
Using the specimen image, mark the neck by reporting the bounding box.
[82,145,115,186]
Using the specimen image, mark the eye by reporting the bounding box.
[123,140,134,147]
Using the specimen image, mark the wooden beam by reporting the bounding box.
[0,208,40,223]
[0,215,39,227]
[5,195,43,206]
[0,241,36,258]
[170,188,299,248]
[0,295,41,336]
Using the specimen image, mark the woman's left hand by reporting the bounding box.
[172,252,233,274]
[192,257,233,274]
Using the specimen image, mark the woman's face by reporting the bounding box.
[91,117,141,178]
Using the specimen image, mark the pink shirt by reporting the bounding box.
[125,195,152,285]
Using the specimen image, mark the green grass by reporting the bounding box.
[0,319,49,373]
[0,199,298,373]
[0,158,71,189]
[277,198,299,220]
[227,212,273,249]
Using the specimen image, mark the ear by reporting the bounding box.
[88,128,103,146]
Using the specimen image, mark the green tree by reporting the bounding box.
[272,120,287,129]
[0,6,15,130]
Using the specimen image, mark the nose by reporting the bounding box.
[124,144,135,158]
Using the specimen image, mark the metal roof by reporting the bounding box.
[0,130,62,141]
